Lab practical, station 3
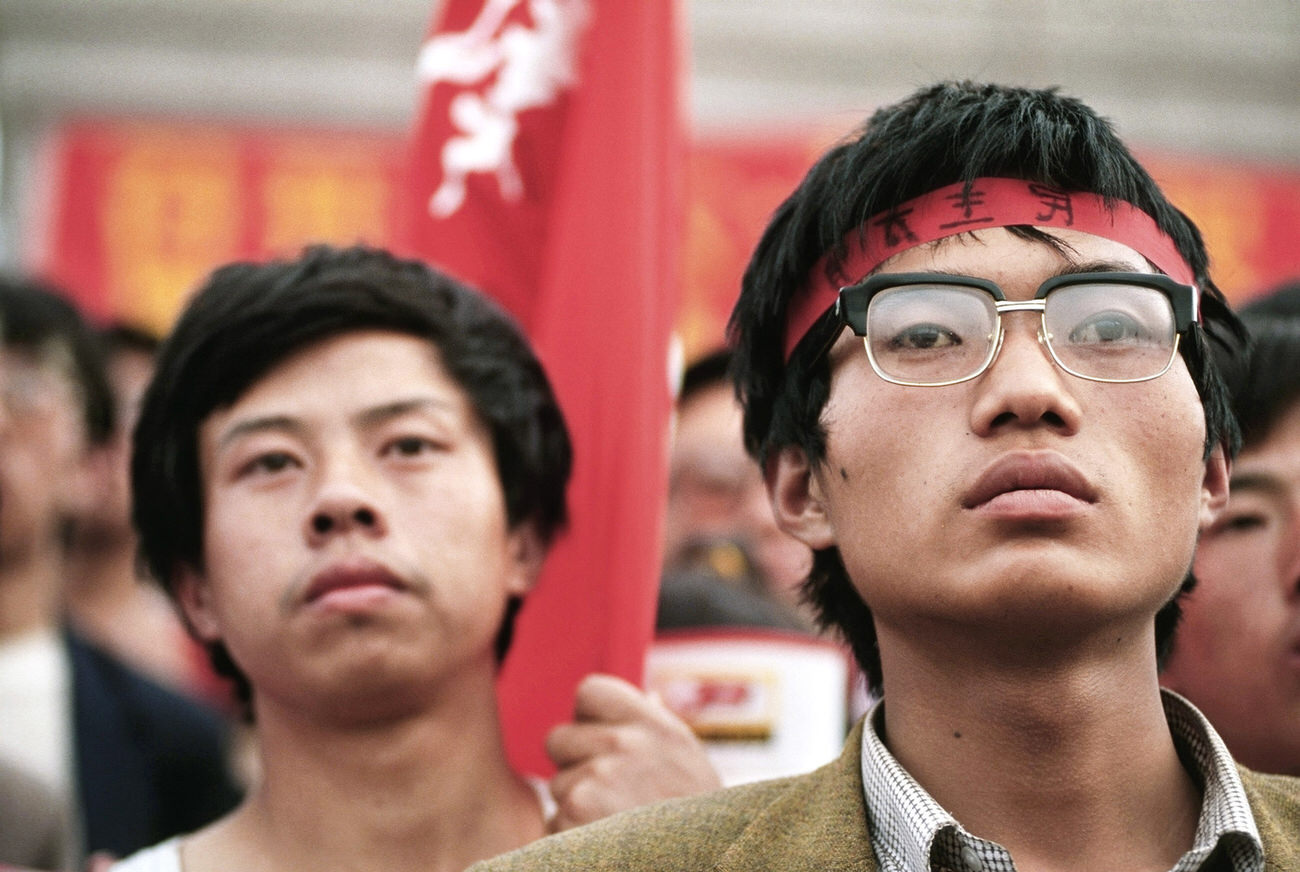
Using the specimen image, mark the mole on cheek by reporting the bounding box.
[840,467,849,481]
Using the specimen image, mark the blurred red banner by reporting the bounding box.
[36,121,1300,361]
[38,120,409,335]
[398,0,684,776]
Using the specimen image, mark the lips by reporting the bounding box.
[302,559,409,605]
[962,452,1098,510]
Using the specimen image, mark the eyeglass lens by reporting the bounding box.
[865,281,1177,384]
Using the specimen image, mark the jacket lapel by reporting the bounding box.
[714,718,879,872]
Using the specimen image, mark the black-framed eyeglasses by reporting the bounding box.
[828,271,1198,387]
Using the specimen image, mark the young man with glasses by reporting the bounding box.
[474,81,1300,871]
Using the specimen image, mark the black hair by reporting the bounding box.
[0,275,114,446]
[131,245,572,715]
[99,321,163,361]
[1226,280,1300,447]
[727,81,1246,694]
[679,348,733,405]
[1238,278,1300,320]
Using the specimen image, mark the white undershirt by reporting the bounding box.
[0,627,74,800]
[108,780,560,871]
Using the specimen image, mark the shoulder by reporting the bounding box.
[470,777,810,872]
[108,837,183,872]
[1237,767,1300,860]
[65,627,229,743]
[65,626,243,843]
[473,726,877,872]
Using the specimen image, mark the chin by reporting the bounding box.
[317,677,438,726]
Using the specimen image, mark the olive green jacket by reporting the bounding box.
[472,719,1300,872]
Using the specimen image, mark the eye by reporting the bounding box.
[1220,513,1266,533]
[1207,510,1269,538]
[1066,311,1147,345]
[889,323,962,350]
[385,436,443,458]
[240,451,299,478]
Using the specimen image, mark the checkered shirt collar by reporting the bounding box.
[859,689,1264,872]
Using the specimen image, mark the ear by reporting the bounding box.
[1198,442,1231,532]
[764,445,836,551]
[504,522,547,597]
[174,564,223,644]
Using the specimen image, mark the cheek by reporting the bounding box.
[1193,534,1277,622]
[404,468,515,569]
[822,388,952,513]
[201,495,298,606]
[1115,378,1208,516]
[207,492,296,554]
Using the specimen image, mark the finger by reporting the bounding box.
[547,761,633,832]
[546,720,614,767]
[546,757,590,803]
[571,673,658,723]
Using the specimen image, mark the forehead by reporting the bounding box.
[875,227,1154,286]
[0,347,88,443]
[0,346,83,403]
[1237,401,1300,481]
[672,382,748,472]
[214,330,470,425]
[1,342,77,378]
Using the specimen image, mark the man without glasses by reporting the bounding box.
[1162,286,1300,778]
[474,81,1300,871]
[110,246,717,872]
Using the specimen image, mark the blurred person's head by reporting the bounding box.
[1232,279,1300,319]
[73,323,161,551]
[1162,283,1300,776]
[727,81,1241,693]
[664,349,810,613]
[131,245,572,717]
[0,276,112,573]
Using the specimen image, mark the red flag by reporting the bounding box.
[402,0,684,775]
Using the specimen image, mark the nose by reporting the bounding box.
[304,471,387,546]
[969,316,1082,437]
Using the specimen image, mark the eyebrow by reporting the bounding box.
[1049,259,1151,278]
[1227,470,1288,498]
[916,260,1146,284]
[216,397,460,450]
[216,415,302,450]
[353,397,458,429]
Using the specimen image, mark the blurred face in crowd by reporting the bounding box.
[665,380,810,606]
[1163,400,1300,776]
[79,346,155,543]
[176,330,541,725]
[0,347,92,564]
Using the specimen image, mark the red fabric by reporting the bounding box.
[402,0,683,776]
[783,178,1198,359]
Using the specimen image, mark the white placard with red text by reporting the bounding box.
[648,628,852,786]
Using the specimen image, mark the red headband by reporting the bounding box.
[782,177,1197,360]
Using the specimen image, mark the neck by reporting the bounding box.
[0,547,65,637]
[189,664,544,872]
[877,623,1201,872]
